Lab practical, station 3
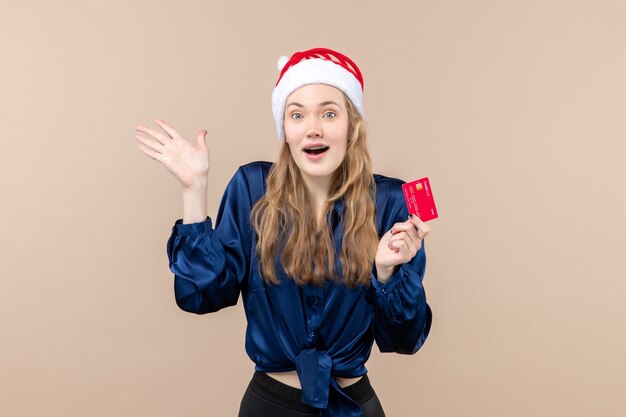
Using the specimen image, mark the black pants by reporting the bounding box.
[238,371,386,417]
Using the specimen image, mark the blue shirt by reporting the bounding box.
[166,161,432,417]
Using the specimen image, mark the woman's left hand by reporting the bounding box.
[375,214,431,275]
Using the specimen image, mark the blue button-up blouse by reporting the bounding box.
[166,161,432,417]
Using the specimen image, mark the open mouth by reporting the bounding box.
[303,146,330,155]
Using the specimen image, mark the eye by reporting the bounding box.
[290,112,302,120]
[323,111,336,118]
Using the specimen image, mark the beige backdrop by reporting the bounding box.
[1,1,625,416]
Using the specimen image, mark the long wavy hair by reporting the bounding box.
[250,91,379,288]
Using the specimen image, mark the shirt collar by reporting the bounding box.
[329,198,344,230]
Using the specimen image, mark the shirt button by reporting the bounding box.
[312,297,319,305]
[381,288,388,295]
[309,330,315,338]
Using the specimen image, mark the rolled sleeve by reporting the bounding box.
[166,167,253,314]
[371,181,433,354]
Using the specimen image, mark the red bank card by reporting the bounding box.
[401,177,438,222]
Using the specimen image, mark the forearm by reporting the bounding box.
[375,264,398,283]
[182,182,208,224]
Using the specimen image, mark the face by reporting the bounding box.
[284,84,350,191]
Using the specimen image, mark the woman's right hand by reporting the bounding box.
[135,119,210,190]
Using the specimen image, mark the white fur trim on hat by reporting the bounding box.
[271,57,364,140]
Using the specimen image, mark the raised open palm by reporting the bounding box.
[135,119,210,189]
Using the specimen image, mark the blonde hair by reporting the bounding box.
[250,92,379,288]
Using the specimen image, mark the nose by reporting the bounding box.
[306,119,322,138]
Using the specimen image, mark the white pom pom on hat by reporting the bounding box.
[277,55,290,72]
[271,47,365,141]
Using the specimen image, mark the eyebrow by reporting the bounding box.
[286,101,341,109]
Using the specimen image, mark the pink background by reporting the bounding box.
[1,1,625,416]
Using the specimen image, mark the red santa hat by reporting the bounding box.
[271,47,365,140]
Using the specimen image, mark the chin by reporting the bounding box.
[303,162,340,176]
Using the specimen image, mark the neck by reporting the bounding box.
[301,173,331,208]
[301,173,332,230]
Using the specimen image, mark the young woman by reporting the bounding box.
[135,47,433,417]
